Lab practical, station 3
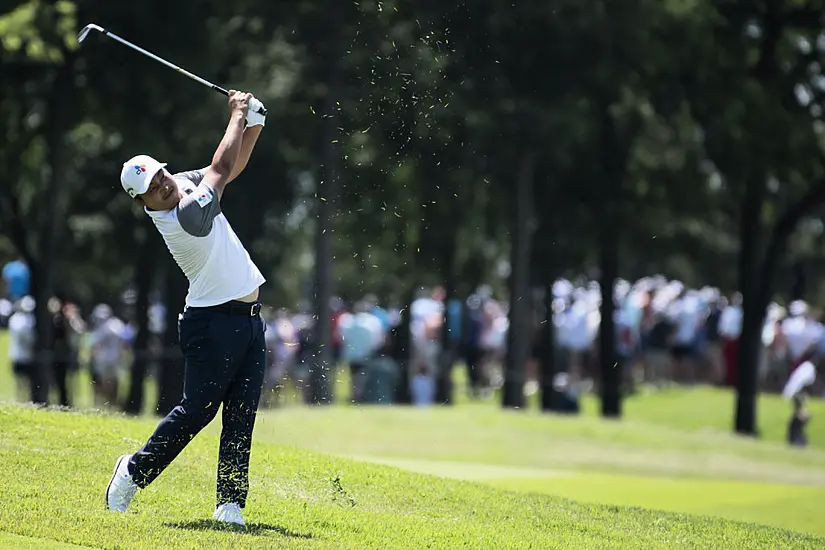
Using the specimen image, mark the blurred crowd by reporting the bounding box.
[549,277,823,401]
[1,256,820,437]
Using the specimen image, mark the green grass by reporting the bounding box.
[0,531,94,549]
[0,331,158,415]
[240,402,825,536]
[488,474,825,538]
[248,402,825,481]
[1,404,823,549]
[3,330,825,546]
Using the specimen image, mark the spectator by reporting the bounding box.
[0,298,12,328]
[361,336,401,405]
[462,294,486,398]
[781,301,822,384]
[411,363,436,406]
[2,257,30,302]
[338,302,385,403]
[330,296,346,364]
[788,393,811,448]
[262,309,298,407]
[762,304,788,392]
[480,298,509,390]
[552,372,581,414]
[718,292,743,387]
[702,294,724,385]
[669,290,702,384]
[89,304,128,408]
[642,291,673,387]
[8,296,36,401]
[411,312,442,404]
[562,290,596,381]
[50,297,85,408]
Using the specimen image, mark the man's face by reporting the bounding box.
[139,169,180,211]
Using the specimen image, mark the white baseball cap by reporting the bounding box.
[17,295,35,313]
[120,154,167,198]
[789,300,809,317]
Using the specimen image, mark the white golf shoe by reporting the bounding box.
[213,503,245,527]
[106,454,138,512]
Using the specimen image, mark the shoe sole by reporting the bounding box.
[105,454,129,511]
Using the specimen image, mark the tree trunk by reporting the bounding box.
[502,150,536,409]
[735,176,825,435]
[598,219,621,418]
[436,275,457,405]
[29,57,76,405]
[155,267,186,416]
[596,102,628,419]
[309,173,335,405]
[309,0,346,405]
[538,284,558,412]
[733,180,764,435]
[29,266,51,405]
[392,285,416,405]
[123,233,156,415]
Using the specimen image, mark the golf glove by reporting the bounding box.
[246,97,266,127]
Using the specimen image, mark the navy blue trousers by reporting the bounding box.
[128,303,266,508]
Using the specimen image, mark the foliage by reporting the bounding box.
[3,0,825,426]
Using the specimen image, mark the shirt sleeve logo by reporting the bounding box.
[195,190,213,208]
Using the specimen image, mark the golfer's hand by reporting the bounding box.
[228,90,251,118]
[246,96,266,127]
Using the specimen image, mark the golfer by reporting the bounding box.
[106,91,267,527]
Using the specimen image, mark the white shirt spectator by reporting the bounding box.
[480,301,508,351]
[782,316,823,362]
[672,295,701,346]
[718,305,743,339]
[410,297,443,344]
[90,317,128,369]
[0,299,12,320]
[564,300,593,352]
[8,310,35,364]
[338,311,384,362]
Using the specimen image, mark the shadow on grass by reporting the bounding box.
[164,519,314,539]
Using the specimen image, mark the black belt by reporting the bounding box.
[194,300,262,316]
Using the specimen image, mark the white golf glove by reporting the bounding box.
[246,96,266,127]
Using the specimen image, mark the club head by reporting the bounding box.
[77,23,104,44]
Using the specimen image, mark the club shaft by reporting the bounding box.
[103,29,227,93]
[94,27,266,115]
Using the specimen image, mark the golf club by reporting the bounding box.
[77,23,267,116]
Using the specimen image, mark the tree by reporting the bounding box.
[681,0,825,434]
[0,0,83,404]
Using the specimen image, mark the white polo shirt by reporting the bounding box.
[146,169,265,307]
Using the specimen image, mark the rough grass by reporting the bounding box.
[3,330,825,544]
[1,404,824,549]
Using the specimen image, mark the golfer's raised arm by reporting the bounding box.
[226,124,264,185]
[204,91,250,197]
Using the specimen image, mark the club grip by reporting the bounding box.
[213,85,267,115]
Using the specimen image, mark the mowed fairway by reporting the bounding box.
[1,405,823,549]
[2,331,825,546]
[245,399,825,538]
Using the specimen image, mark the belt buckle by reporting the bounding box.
[250,303,257,317]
